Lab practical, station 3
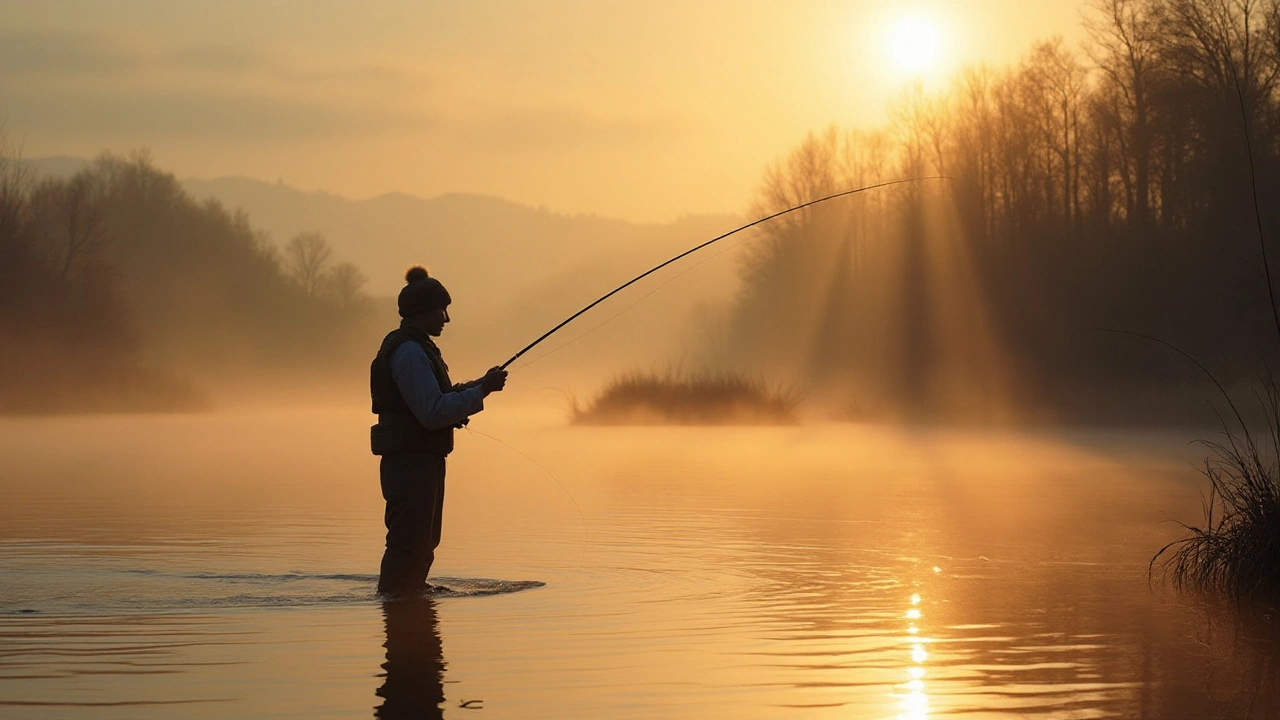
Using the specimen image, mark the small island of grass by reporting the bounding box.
[571,370,799,426]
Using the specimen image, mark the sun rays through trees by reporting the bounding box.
[713,0,1280,424]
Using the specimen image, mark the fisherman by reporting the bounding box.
[370,266,507,596]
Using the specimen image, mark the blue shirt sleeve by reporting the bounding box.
[389,341,486,430]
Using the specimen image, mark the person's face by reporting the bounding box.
[416,306,450,336]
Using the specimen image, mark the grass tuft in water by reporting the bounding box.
[1153,376,1280,604]
[571,369,799,425]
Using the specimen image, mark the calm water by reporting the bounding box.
[1,406,1277,719]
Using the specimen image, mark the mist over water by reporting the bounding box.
[3,404,1277,718]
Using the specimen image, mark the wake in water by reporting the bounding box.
[414,577,546,598]
[2,568,544,614]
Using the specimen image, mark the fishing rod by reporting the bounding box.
[499,176,950,370]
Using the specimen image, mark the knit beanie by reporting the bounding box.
[397,266,451,317]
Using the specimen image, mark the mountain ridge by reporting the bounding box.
[25,156,746,378]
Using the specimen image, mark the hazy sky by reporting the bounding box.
[2,1,1087,221]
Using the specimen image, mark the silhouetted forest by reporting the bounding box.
[0,144,372,412]
[721,0,1280,424]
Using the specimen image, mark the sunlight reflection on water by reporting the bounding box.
[898,590,932,720]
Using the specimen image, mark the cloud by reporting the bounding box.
[2,85,431,142]
[455,105,682,153]
[0,31,136,76]
[0,26,694,198]
[0,28,674,154]
[167,43,271,73]
[0,30,282,79]
[0,30,435,143]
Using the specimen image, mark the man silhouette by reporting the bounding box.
[369,266,507,596]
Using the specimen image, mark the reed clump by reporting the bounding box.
[1153,378,1280,604]
[571,369,799,425]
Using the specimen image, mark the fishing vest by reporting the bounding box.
[370,322,456,456]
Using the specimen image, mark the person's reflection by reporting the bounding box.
[375,597,446,719]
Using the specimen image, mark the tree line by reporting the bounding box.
[0,143,373,412]
[723,0,1280,423]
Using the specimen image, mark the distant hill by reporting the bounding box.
[27,156,747,380]
[174,175,745,375]
[180,175,723,294]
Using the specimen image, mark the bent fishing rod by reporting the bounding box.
[499,176,950,371]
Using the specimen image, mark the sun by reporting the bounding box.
[886,12,943,75]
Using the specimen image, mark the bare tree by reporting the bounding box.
[950,66,1000,238]
[283,232,334,297]
[1158,0,1279,103]
[750,126,842,234]
[29,174,106,280]
[1081,84,1124,232]
[1152,0,1280,223]
[890,82,949,178]
[991,66,1043,235]
[837,128,894,270]
[1085,0,1162,229]
[0,133,32,253]
[319,261,370,315]
[1026,38,1089,232]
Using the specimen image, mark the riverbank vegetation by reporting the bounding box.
[0,143,374,413]
[572,370,798,425]
[1154,379,1280,604]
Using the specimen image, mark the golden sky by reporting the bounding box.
[2,0,1086,221]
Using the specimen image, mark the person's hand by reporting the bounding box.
[480,366,508,395]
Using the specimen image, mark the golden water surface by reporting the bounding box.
[1,406,1276,719]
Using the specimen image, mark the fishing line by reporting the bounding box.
[471,178,947,569]
[462,426,590,568]
[511,229,762,373]
[499,176,949,370]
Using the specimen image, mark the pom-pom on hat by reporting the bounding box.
[397,265,452,317]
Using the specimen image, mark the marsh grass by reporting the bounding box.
[1153,376,1280,604]
[1148,65,1280,608]
[571,369,799,425]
